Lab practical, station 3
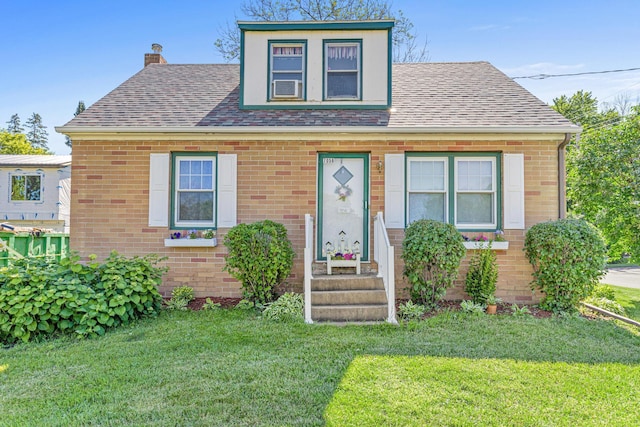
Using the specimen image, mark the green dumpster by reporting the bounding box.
[0,232,69,267]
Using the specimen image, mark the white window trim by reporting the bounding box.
[453,157,497,229]
[324,41,361,100]
[406,157,448,224]
[269,42,305,100]
[9,172,44,203]
[173,155,217,229]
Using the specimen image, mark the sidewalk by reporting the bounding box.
[602,266,640,289]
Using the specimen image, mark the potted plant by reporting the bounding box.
[465,245,498,305]
[485,294,502,315]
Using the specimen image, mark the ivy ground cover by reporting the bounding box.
[1,310,639,426]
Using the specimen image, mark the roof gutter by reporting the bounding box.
[56,125,581,135]
[558,132,579,219]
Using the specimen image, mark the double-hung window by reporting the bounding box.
[269,41,305,100]
[455,158,497,228]
[407,158,447,224]
[172,154,216,228]
[10,174,42,202]
[324,40,361,100]
[406,154,499,230]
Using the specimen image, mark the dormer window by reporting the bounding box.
[324,40,361,100]
[269,41,306,100]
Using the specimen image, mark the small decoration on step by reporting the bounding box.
[324,232,358,260]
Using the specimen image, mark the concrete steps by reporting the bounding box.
[310,274,388,322]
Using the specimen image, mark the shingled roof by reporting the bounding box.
[61,62,578,132]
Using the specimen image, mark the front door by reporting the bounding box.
[317,153,369,261]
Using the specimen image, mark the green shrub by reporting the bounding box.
[165,286,195,311]
[583,297,626,316]
[93,252,166,323]
[524,218,607,314]
[465,246,498,304]
[590,284,616,301]
[224,220,295,304]
[397,300,426,322]
[510,304,532,317]
[262,292,303,322]
[460,300,485,314]
[234,299,257,310]
[0,252,165,343]
[402,219,466,309]
[202,298,221,311]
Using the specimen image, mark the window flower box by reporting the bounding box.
[164,238,217,248]
[463,241,509,250]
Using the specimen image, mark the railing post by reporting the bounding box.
[387,245,397,324]
[304,214,314,324]
[373,212,397,324]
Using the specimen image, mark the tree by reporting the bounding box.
[551,90,619,131]
[65,100,86,149]
[602,93,639,117]
[6,114,24,134]
[567,106,640,262]
[215,0,428,63]
[25,113,48,149]
[0,131,49,155]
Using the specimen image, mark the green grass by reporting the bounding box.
[610,285,640,321]
[1,309,639,426]
[325,355,640,426]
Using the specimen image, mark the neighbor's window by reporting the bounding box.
[407,154,498,229]
[270,42,305,100]
[173,155,216,228]
[324,41,361,100]
[10,174,42,201]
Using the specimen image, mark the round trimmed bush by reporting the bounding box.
[401,219,466,309]
[524,218,606,313]
[223,220,295,304]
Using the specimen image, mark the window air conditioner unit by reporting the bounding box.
[273,80,299,98]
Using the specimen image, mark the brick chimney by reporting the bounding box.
[144,43,167,67]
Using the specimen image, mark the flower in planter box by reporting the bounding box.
[202,229,216,239]
[170,231,182,240]
[494,230,505,242]
[188,229,199,239]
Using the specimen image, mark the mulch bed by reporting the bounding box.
[187,297,243,311]
[396,300,554,319]
[181,297,553,318]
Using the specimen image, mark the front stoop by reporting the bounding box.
[310,274,388,322]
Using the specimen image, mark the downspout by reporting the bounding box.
[558,132,579,219]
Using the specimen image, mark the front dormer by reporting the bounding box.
[238,20,394,109]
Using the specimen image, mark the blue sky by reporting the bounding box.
[2,1,639,155]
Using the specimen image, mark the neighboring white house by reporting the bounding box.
[0,155,71,233]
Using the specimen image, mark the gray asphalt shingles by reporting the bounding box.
[64,62,575,129]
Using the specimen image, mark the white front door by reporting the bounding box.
[317,153,369,261]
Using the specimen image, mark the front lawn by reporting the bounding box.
[611,285,640,321]
[1,309,639,426]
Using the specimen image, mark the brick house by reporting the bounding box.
[57,20,579,322]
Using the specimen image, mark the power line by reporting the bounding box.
[511,67,640,80]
